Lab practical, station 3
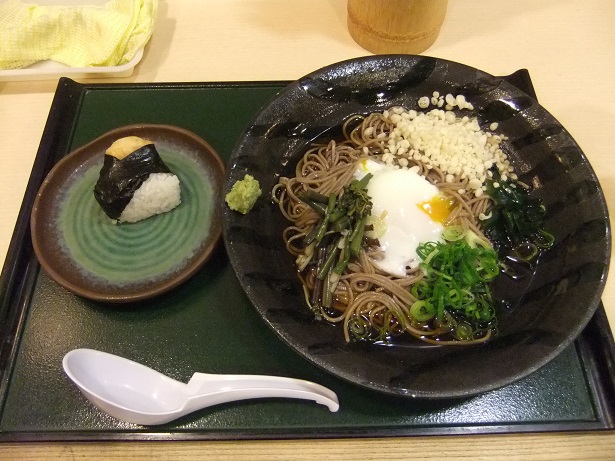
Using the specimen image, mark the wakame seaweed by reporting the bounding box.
[481,171,554,260]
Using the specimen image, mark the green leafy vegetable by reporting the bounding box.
[298,174,373,314]
[481,172,554,260]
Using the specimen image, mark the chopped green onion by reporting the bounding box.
[535,229,555,249]
[453,322,473,340]
[512,242,539,261]
[414,240,499,337]
[410,300,436,322]
[442,225,466,242]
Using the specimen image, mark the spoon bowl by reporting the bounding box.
[63,349,339,425]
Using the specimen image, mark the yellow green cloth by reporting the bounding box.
[0,0,157,70]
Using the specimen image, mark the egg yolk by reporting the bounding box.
[418,195,453,223]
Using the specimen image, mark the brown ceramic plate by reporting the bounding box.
[31,124,225,303]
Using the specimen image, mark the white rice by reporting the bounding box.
[118,173,181,223]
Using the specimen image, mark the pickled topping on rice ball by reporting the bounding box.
[93,136,181,223]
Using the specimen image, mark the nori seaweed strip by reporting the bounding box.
[93,144,171,219]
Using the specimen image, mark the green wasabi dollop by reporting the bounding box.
[225,174,262,214]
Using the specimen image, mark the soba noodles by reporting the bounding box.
[272,100,520,345]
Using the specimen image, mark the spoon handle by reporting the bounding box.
[186,373,339,412]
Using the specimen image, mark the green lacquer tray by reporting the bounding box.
[0,74,614,442]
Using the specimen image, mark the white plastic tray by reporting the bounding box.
[0,0,146,81]
[0,48,144,81]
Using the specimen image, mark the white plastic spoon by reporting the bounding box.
[62,348,339,425]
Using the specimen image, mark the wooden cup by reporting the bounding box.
[347,0,448,54]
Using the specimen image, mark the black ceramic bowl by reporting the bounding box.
[222,55,611,398]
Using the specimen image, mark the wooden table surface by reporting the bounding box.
[1,1,614,459]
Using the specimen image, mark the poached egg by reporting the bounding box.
[356,159,452,277]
